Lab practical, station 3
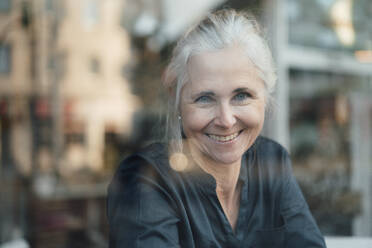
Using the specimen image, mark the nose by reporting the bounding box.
[214,102,236,129]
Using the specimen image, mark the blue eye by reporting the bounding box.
[195,95,212,103]
[233,92,251,101]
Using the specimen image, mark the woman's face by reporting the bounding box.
[180,46,266,166]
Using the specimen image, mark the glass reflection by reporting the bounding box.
[288,0,372,53]
[289,69,371,235]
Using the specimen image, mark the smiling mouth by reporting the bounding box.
[206,131,242,142]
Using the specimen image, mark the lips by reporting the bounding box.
[206,131,241,142]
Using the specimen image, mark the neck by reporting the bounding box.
[186,142,242,192]
[204,160,241,195]
[185,141,242,230]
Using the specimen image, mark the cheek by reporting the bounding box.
[240,105,265,127]
[181,107,212,135]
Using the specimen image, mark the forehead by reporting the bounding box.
[185,46,263,92]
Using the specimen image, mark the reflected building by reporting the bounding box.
[0,0,33,243]
[1,0,141,186]
[0,0,33,176]
[1,0,140,246]
[57,0,140,181]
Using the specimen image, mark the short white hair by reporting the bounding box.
[163,9,277,154]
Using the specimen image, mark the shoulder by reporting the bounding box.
[107,143,182,245]
[116,142,170,174]
[254,136,288,153]
[248,136,292,185]
[108,142,174,192]
[253,136,290,161]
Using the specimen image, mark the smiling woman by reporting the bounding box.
[107,9,326,248]
[181,46,266,169]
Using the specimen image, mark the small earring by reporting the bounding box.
[178,115,186,138]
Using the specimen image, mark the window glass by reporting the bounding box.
[289,69,371,235]
[0,45,11,74]
[288,0,372,53]
[0,0,11,12]
[82,0,99,29]
[45,0,53,11]
[89,57,100,74]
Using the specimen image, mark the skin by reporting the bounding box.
[180,46,266,230]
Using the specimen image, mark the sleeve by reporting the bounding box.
[107,156,181,248]
[280,151,326,248]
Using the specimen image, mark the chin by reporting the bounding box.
[212,151,244,165]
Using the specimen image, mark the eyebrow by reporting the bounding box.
[191,87,255,99]
[233,87,250,93]
[191,91,215,99]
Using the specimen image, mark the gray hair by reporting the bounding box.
[163,9,277,155]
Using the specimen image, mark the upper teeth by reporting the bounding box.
[208,132,239,142]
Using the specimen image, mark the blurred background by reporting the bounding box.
[0,0,371,247]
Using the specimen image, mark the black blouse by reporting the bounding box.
[107,136,326,248]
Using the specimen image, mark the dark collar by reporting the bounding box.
[184,145,253,195]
